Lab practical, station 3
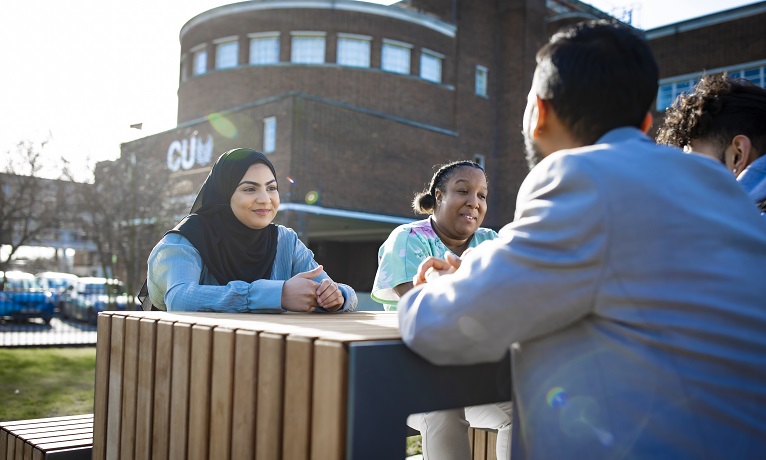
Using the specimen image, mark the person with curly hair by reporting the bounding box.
[657,73,766,214]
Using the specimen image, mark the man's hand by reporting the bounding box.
[281,265,323,312]
[413,252,462,286]
[316,278,343,312]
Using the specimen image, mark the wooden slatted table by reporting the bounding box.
[92,311,511,460]
[0,414,93,460]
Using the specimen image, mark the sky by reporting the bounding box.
[0,0,760,179]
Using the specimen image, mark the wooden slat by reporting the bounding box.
[22,442,31,460]
[255,333,285,460]
[208,327,235,460]
[168,322,192,460]
[187,325,213,460]
[471,428,488,460]
[0,430,7,460]
[310,340,348,460]
[486,431,497,460]
[151,320,174,460]
[8,423,92,437]
[93,313,112,460]
[119,317,141,460]
[135,318,157,460]
[231,330,258,460]
[14,435,23,460]
[5,430,14,460]
[282,336,314,460]
[105,315,126,460]
[1,415,94,430]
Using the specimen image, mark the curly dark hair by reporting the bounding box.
[412,161,486,215]
[657,73,766,157]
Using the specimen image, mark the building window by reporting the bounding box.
[192,47,207,76]
[473,154,486,169]
[291,32,326,64]
[215,38,239,69]
[656,61,766,111]
[263,116,276,153]
[180,56,188,82]
[337,34,371,68]
[249,33,280,65]
[476,65,488,97]
[420,49,443,83]
[382,39,412,75]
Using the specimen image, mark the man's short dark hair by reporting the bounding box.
[534,20,659,145]
[656,74,766,158]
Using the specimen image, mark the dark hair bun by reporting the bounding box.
[412,192,436,215]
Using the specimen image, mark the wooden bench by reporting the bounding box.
[0,414,92,460]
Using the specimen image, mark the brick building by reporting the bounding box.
[110,0,766,291]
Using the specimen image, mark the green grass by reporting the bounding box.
[407,435,423,456]
[0,347,96,422]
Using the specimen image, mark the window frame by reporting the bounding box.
[290,31,327,65]
[381,39,413,75]
[191,44,208,76]
[475,65,488,97]
[263,116,277,154]
[420,49,444,83]
[336,33,372,68]
[249,32,281,65]
[214,36,239,70]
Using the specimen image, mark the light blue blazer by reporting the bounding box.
[399,128,766,459]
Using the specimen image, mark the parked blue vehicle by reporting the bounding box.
[35,272,79,312]
[0,271,56,324]
[59,277,131,325]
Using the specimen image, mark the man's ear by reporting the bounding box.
[639,112,653,134]
[730,135,754,175]
[533,96,549,137]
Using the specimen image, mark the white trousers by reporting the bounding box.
[407,401,513,460]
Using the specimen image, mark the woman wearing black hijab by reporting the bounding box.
[146,148,357,313]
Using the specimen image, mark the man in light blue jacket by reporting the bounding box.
[398,20,766,460]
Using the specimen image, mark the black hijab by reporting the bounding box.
[170,148,279,284]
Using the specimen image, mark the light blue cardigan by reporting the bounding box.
[147,224,357,313]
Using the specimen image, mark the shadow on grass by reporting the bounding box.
[0,347,96,421]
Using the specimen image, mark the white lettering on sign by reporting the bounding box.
[167,133,214,172]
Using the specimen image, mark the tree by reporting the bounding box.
[72,145,177,303]
[0,140,77,275]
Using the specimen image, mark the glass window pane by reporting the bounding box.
[263,117,276,153]
[656,85,674,111]
[216,41,238,69]
[291,36,325,64]
[382,43,410,74]
[193,50,207,75]
[250,36,280,65]
[476,66,488,96]
[744,68,763,87]
[420,53,441,83]
[337,38,370,68]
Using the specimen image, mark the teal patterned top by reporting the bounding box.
[371,218,498,310]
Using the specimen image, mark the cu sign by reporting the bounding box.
[167,133,214,172]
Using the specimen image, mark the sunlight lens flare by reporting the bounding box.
[207,113,238,139]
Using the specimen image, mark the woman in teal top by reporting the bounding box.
[372,160,511,460]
